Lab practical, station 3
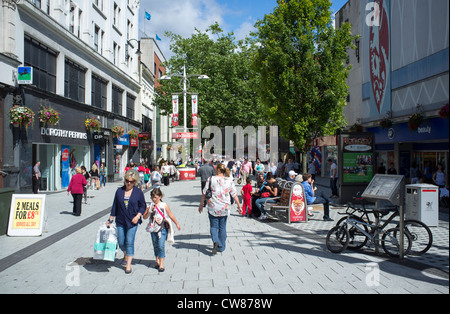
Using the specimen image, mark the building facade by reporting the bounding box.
[1,0,143,191]
[336,0,449,183]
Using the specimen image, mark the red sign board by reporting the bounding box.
[130,137,138,147]
[289,183,307,223]
[172,132,198,139]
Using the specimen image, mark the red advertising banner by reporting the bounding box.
[172,132,198,139]
[130,137,138,147]
[172,95,179,126]
[192,95,198,126]
[289,183,307,223]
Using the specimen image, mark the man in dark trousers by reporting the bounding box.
[198,161,216,206]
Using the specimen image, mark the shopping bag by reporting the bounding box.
[93,223,117,262]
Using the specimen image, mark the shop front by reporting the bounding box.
[367,117,449,182]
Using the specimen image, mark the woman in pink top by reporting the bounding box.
[240,158,253,187]
[67,167,87,216]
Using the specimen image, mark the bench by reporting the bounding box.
[263,179,309,223]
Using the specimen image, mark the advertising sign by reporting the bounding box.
[192,95,198,126]
[340,133,375,184]
[18,66,33,84]
[289,183,307,223]
[7,194,46,236]
[172,95,179,126]
[61,145,70,188]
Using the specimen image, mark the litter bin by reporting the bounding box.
[405,184,439,227]
[178,168,196,181]
[0,188,15,235]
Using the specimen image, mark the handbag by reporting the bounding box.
[146,205,170,233]
[205,176,213,200]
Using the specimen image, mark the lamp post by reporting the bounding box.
[160,65,209,161]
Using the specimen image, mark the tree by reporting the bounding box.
[155,23,269,129]
[252,0,356,156]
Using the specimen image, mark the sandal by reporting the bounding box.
[125,267,132,274]
[158,267,165,272]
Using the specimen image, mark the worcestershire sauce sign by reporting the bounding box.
[7,194,46,236]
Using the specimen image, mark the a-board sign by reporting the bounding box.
[289,183,307,223]
[7,194,46,236]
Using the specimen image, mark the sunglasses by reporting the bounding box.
[125,180,135,184]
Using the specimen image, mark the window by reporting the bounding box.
[64,59,86,102]
[24,35,57,93]
[91,74,108,110]
[94,25,100,52]
[112,85,123,115]
[126,93,135,119]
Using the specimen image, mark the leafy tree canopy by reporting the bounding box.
[155,22,269,129]
[252,0,356,152]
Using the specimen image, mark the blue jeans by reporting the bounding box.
[151,228,168,258]
[208,214,228,252]
[255,197,276,215]
[117,225,138,257]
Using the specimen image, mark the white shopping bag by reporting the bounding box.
[93,223,118,262]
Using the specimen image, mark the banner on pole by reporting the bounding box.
[172,95,179,126]
[192,95,198,126]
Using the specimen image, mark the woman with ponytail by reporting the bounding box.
[199,163,242,254]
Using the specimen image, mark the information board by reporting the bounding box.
[7,194,46,236]
[362,174,405,205]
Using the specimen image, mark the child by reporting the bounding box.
[144,188,181,272]
[241,177,253,217]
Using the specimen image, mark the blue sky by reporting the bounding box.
[139,0,349,58]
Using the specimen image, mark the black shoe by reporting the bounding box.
[323,216,334,222]
[212,242,219,255]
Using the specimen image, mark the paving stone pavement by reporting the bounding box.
[0,177,448,295]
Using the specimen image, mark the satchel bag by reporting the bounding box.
[146,205,170,233]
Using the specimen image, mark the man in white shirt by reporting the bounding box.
[327,159,338,198]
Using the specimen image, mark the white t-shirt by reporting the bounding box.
[330,162,338,178]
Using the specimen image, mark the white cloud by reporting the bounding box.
[139,0,227,59]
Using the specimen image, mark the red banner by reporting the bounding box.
[172,95,179,126]
[192,95,198,126]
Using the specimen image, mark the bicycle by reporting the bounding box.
[334,196,433,256]
[326,208,413,257]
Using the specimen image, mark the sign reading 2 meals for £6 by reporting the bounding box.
[7,194,46,236]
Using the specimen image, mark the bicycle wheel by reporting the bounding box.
[326,225,349,253]
[381,227,412,258]
[397,220,433,255]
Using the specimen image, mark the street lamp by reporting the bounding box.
[160,65,209,160]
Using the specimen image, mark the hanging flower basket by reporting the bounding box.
[379,118,393,129]
[111,125,125,138]
[8,105,35,127]
[38,106,61,126]
[349,123,363,132]
[439,103,449,119]
[408,113,424,131]
[128,129,139,139]
[85,117,101,131]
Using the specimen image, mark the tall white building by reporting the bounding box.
[0,0,144,191]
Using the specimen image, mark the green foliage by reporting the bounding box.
[155,22,269,129]
[252,0,356,152]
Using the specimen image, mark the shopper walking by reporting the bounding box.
[32,161,41,194]
[199,164,242,254]
[67,167,87,216]
[240,158,252,186]
[144,188,181,272]
[106,169,146,274]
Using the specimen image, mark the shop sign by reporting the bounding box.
[93,131,105,143]
[41,127,87,140]
[114,134,130,146]
[130,137,138,147]
[173,132,198,139]
[7,194,46,236]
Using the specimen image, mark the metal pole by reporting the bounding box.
[399,205,404,259]
[183,65,188,162]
